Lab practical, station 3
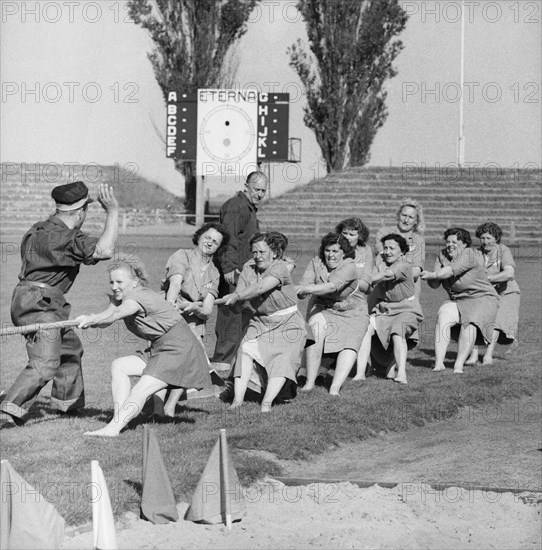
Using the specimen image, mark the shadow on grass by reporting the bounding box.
[27,403,111,425]
[124,479,143,498]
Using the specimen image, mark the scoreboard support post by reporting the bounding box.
[196,175,205,227]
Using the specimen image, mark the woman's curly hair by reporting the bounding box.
[380,233,409,255]
[318,232,354,263]
[192,222,230,254]
[444,227,472,248]
[335,217,370,246]
[475,222,502,243]
[250,231,288,259]
[107,256,150,287]
[396,198,425,234]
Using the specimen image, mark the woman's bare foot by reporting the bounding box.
[329,386,341,396]
[228,401,243,410]
[482,355,494,365]
[351,375,365,381]
[300,384,315,393]
[386,365,397,379]
[162,406,176,418]
[84,426,120,437]
[394,377,408,385]
[432,364,445,372]
[466,346,479,365]
[453,367,464,374]
[260,402,272,413]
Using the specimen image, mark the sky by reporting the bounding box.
[1,0,540,198]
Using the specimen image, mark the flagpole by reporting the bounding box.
[458,0,465,166]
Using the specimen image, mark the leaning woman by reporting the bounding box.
[222,232,307,413]
[421,228,499,374]
[466,221,521,365]
[335,217,373,380]
[374,198,426,299]
[357,234,423,385]
[297,232,365,395]
[76,257,210,436]
[157,222,229,415]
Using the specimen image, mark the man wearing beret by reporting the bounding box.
[0,181,118,428]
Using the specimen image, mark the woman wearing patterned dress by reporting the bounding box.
[158,222,228,415]
[466,222,521,365]
[335,218,373,380]
[421,228,499,374]
[222,232,307,412]
[76,257,210,436]
[357,234,423,385]
[297,233,366,395]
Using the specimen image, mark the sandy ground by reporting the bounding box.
[62,393,542,550]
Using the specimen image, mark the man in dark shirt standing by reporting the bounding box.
[211,171,268,371]
[0,181,118,428]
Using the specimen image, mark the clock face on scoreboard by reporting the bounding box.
[199,104,256,163]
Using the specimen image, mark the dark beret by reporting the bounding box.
[51,181,94,210]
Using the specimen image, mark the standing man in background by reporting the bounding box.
[0,181,118,428]
[211,171,268,371]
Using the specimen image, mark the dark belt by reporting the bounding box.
[18,280,64,295]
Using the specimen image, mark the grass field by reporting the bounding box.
[0,233,541,526]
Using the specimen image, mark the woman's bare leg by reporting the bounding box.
[482,329,500,365]
[329,350,357,395]
[261,377,287,412]
[162,388,185,416]
[434,302,460,371]
[353,323,375,380]
[455,323,477,373]
[392,334,408,384]
[466,345,479,365]
[86,375,168,437]
[229,348,254,409]
[109,356,145,412]
[302,313,326,391]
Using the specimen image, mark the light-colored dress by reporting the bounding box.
[434,248,499,344]
[301,256,367,353]
[476,244,520,343]
[374,225,425,299]
[163,248,220,338]
[232,260,308,387]
[122,287,210,389]
[370,260,424,351]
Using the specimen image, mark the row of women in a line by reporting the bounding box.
[75,199,520,436]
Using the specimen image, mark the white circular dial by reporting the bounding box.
[199,105,256,163]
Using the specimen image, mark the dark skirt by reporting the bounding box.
[136,321,211,389]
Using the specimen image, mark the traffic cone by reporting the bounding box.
[140,425,179,524]
[185,429,246,526]
[91,460,117,550]
[0,459,65,549]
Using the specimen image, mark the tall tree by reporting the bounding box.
[128,0,258,212]
[289,0,407,172]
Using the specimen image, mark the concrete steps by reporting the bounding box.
[258,167,541,245]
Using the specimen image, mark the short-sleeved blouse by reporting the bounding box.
[237,260,297,315]
[434,248,497,301]
[354,245,373,293]
[300,257,359,309]
[164,248,220,301]
[477,244,520,295]
[376,260,416,303]
[122,287,180,341]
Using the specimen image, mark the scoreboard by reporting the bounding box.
[166,89,289,176]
